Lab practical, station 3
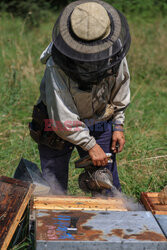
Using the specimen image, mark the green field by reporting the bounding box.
[0,12,167,200]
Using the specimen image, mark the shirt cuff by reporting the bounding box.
[80,137,96,151]
[112,112,125,125]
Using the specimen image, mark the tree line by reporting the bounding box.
[0,0,166,26]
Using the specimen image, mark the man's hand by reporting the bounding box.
[112,131,125,153]
[88,143,108,167]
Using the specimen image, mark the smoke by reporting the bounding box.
[44,174,66,195]
[33,168,66,196]
[32,166,144,211]
[33,179,66,196]
[112,188,145,211]
[33,182,50,196]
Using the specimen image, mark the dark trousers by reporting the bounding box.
[38,121,121,194]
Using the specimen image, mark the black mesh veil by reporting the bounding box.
[52,0,131,86]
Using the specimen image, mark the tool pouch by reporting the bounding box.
[29,101,66,151]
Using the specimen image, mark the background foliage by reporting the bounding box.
[0,0,167,26]
[0,0,167,200]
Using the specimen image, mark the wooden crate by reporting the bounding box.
[141,192,167,215]
[33,195,128,211]
[0,176,35,249]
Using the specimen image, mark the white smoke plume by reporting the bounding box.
[112,188,145,211]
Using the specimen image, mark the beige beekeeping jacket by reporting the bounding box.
[38,43,130,151]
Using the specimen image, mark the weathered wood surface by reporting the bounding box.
[141,192,167,215]
[0,176,35,249]
[33,195,128,211]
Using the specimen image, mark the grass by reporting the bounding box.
[0,12,167,200]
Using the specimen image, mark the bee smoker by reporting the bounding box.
[75,154,115,195]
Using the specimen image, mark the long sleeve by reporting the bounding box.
[44,58,96,151]
[110,57,130,125]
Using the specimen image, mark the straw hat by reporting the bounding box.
[70,2,111,41]
[52,0,131,83]
[52,0,128,61]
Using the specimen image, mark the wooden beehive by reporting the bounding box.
[32,195,128,211]
[141,192,167,215]
[33,194,167,249]
[0,176,35,249]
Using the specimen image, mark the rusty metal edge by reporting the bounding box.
[36,239,167,250]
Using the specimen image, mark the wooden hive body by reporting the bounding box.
[141,192,167,215]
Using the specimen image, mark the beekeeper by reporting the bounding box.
[29,0,131,194]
